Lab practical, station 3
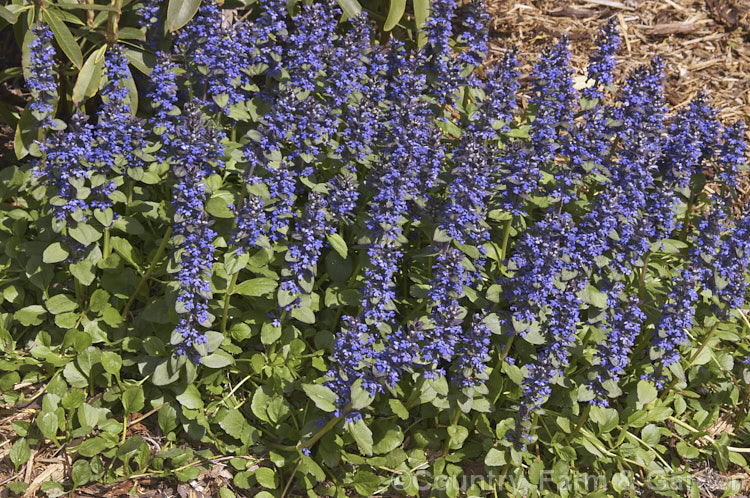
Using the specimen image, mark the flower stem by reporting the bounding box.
[221,272,239,334]
[500,217,513,261]
[639,252,650,300]
[102,228,111,259]
[659,323,719,401]
[566,403,590,442]
[121,226,172,320]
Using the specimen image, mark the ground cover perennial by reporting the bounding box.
[20,0,750,469]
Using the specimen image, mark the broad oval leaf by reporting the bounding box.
[167,0,202,32]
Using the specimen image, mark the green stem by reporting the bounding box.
[221,272,239,335]
[442,409,461,455]
[121,226,173,320]
[103,228,112,259]
[679,181,699,242]
[296,404,351,451]
[404,377,425,410]
[659,323,719,401]
[500,217,513,261]
[639,252,650,300]
[567,404,591,442]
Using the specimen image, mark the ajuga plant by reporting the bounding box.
[2,1,750,496]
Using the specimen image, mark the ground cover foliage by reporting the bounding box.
[1,0,750,496]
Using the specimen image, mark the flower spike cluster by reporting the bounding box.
[27,3,750,441]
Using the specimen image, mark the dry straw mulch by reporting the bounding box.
[486,0,749,122]
[485,0,750,203]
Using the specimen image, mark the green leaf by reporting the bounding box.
[73,46,106,105]
[637,380,657,406]
[251,386,273,423]
[335,0,362,17]
[101,351,122,377]
[224,251,249,275]
[71,459,91,487]
[641,424,661,446]
[326,233,348,259]
[384,0,407,31]
[15,305,47,326]
[176,385,203,410]
[43,242,69,264]
[9,438,30,470]
[201,350,234,368]
[0,5,26,24]
[77,436,109,457]
[389,399,409,420]
[255,468,277,489]
[55,3,120,11]
[14,104,41,160]
[485,448,505,466]
[714,433,731,472]
[372,420,404,454]
[291,305,315,325]
[122,386,145,414]
[260,322,281,345]
[722,479,742,497]
[302,383,337,413]
[69,223,102,246]
[6,482,29,495]
[206,195,235,218]
[37,412,59,444]
[70,260,95,285]
[121,59,138,116]
[167,0,202,31]
[350,378,373,411]
[78,403,101,428]
[234,278,277,297]
[413,0,430,29]
[111,236,140,270]
[353,469,380,496]
[46,294,78,315]
[582,284,608,308]
[348,419,373,456]
[44,9,83,68]
[219,409,248,441]
[611,472,630,493]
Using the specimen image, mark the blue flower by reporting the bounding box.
[453,313,492,387]
[28,24,57,131]
[425,246,470,376]
[175,0,252,107]
[591,291,645,404]
[37,112,95,225]
[170,104,225,357]
[282,193,329,300]
[583,18,620,102]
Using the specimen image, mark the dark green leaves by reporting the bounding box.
[383,0,407,31]
[335,0,362,18]
[43,9,83,69]
[234,278,277,297]
[43,242,69,264]
[167,0,202,31]
[302,383,337,413]
[73,46,106,105]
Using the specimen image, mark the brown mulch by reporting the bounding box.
[486,0,750,206]
[486,0,750,122]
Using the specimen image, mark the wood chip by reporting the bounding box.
[705,0,742,29]
[549,4,598,17]
[650,22,699,35]
[582,0,635,9]
[22,463,64,498]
